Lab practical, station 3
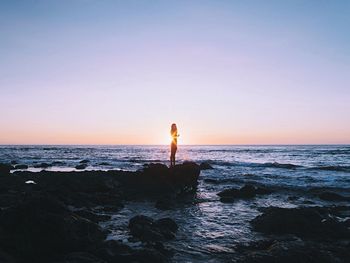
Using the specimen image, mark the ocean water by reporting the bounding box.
[1,145,350,262]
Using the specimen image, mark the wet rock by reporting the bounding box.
[13,164,28,170]
[237,237,350,263]
[155,197,176,210]
[76,164,88,170]
[99,162,110,166]
[33,162,51,168]
[0,195,106,262]
[10,161,18,165]
[251,206,350,239]
[144,163,169,170]
[63,252,106,263]
[155,218,178,233]
[218,184,272,202]
[74,210,111,223]
[317,191,349,201]
[129,162,200,195]
[95,240,133,262]
[133,248,167,263]
[80,160,90,164]
[199,162,213,170]
[128,215,178,241]
[0,163,13,175]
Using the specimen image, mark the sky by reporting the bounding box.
[0,0,349,145]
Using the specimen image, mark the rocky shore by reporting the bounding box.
[0,162,199,263]
[0,161,350,263]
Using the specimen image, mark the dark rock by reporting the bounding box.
[63,252,106,263]
[0,195,106,262]
[13,164,28,170]
[144,163,168,170]
[74,210,111,223]
[218,184,272,202]
[33,162,51,168]
[128,162,200,195]
[80,160,90,164]
[0,164,13,176]
[317,191,349,201]
[155,197,176,210]
[237,237,350,263]
[199,162,213,170]
[99,162,110,166]
[76,164,88,170]
[133,248,167,263]
[155,218,178,233]
[251,206,350,239]
[10,161,18,165]
[128,215,178,241]
[0,249,16,263]
[95,240,133,262]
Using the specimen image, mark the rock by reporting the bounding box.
[133,248,167,263]
[237,237,350,263]
[0,249,16,263]
[33,163,51,168]
[95,240,133,262]
[76,164,88,170]
[74,210,111,223]
[13,164,28,170]
[128,215,178,241]
[251,206,350,239]
[218,184,272,202]
[155,197,176,210]
[0,164,13,176]
[199,162,213,170]
[63,252,106,263]
[155,218,178,233]
[144,163,169,170]
[10,161,18,165]
[317,191,349,201]
[0,195,106,262]
[80,160,90,164]
[99,162,110,166]
[127,162,200,195]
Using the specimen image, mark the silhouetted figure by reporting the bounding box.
[170,123,179,168]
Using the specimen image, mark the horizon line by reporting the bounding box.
[0,143,349,146]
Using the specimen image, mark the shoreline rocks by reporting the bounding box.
[217,184,273,202]
[251,206,350,239]
[0,162,200,262]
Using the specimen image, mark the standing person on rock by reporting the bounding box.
[170,123,179,168]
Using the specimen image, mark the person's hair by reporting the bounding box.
[171,123,177,134]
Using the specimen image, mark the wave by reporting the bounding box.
[211,160,302,170]
[309,166,350,173]
[260,162,302,169]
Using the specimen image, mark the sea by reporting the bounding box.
[1,145,350,262]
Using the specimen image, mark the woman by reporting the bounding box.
[170,123,179,167]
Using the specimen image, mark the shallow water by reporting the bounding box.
[1,145,350,261]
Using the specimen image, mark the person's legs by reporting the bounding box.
[170,151,175,167]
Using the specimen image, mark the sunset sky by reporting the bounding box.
[1,0,349,145]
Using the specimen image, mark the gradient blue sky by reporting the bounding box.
[1,0,349,144]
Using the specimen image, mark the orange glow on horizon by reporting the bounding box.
[0,128,349,145]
